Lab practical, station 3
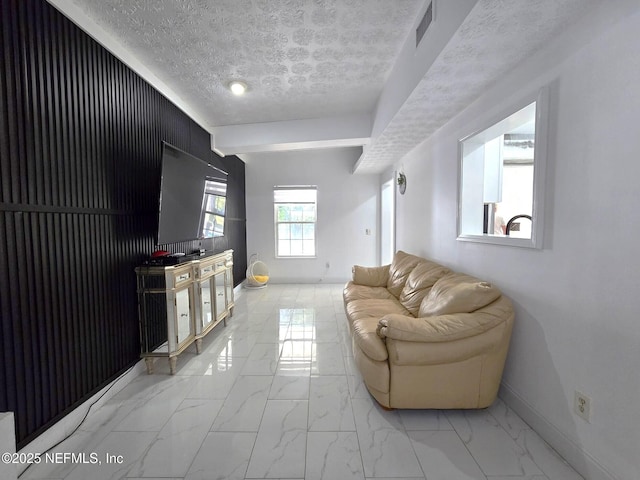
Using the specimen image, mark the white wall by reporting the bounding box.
[0,413,16,480]
[243,147,378,283]
[393,2,640,479]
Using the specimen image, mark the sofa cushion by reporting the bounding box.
[419,273,501,317]
[399,261,451,316]
[343,281,395,304]
[352,264,390,287]
[387,251,426,298]
[346,298,410,323]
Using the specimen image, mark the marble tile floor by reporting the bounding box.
[20,284,583,480]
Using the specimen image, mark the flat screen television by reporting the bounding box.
[157,142,227,245]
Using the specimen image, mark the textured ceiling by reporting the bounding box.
[355,0,599,172]
[64,0,599,173]
[68,0,423,127]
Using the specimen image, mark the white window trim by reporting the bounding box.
[456,86,549,249]
[273,186,318,258]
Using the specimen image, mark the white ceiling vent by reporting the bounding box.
[416,1,433,48]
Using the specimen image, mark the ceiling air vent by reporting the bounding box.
[416,1,433,48]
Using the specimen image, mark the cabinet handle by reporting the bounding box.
[180,313,188,318]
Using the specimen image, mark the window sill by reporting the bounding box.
[456,233,541,249]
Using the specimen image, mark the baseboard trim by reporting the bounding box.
[17,360,145,476]
[499,382,617,480]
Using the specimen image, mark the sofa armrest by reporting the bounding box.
[378,299,514,366]
[377,296,513,343]
[352,264,390,287]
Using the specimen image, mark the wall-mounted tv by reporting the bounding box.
[157,142,228,245]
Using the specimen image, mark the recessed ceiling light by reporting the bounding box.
[229,80,248,96]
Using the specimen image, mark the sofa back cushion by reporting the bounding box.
[419,273,501,317]
[387,251,425,298]
[352,264,390,287]
[399,261,451,316]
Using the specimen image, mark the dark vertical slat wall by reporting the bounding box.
[0,0,247,448]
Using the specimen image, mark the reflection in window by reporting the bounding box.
[278,308,316,374]
[458,88,547,248]
[198,340,233,375]
[216,337,233,372]
[201,178,227,238]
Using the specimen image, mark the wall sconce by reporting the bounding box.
[397,172,407,195]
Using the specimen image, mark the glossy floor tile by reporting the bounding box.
[20,284,583,480]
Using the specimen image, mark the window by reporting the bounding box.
[457,87,548,249]
[274,186,317,257]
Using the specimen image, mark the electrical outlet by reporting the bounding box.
[574,390,591,422]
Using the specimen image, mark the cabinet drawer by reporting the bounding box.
[174,270,192,285]
[199,264,215,277]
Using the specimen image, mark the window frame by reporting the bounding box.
[273,186,318,258]
[456,87,549,249]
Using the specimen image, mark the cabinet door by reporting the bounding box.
[200,279,213,328]
[175,287,192,346]
[214,272,226,320]
[225,268,234,307]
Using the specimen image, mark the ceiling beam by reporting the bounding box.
[210,113,372,156]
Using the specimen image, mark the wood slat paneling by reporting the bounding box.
[0,0,246,447]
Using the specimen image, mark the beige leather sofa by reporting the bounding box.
[343,251,514,409]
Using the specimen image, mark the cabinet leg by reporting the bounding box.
[144,357,154,374]
[195,338,202,354]
[169,357,177,375]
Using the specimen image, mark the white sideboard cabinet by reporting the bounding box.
[135,249,234,374]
